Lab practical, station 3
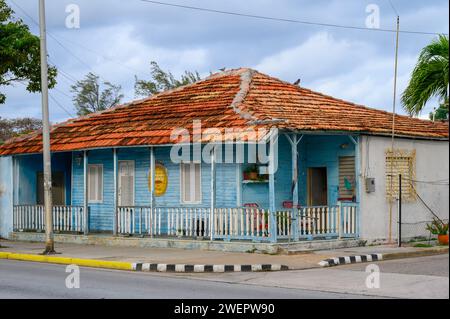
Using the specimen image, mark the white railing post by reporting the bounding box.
[338,201,344,239]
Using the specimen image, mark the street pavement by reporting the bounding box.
[0,254,447,299]
[161,254,449,299]
[2,240,447,270]
[0,259,365,299]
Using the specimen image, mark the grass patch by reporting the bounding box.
[413,243,434,248]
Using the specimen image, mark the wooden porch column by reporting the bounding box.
[285,133,304,241]
[210,146,216,241]
[268,132,277,243]
[113,148,118,236]
[83,150,89,235]
[149,147,155,237]
[12,156,17,206]
[348,135,360,236]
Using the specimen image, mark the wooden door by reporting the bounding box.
[37,172,65,205]
[307,167,328,206]
[118,161,135,207]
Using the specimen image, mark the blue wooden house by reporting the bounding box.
[0,69,447,245]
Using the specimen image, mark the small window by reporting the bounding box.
[88,164,103,203]
[181,163,201,204]
[385,149,416,202]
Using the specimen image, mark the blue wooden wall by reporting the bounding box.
[10,134,356,232]
[299,135,355,206]
[16,153,72,205]
[71,146,239,232]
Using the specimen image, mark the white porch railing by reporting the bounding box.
[116,207,212,237]
[117,203,358,241]
[13,205,85,233]
[117,206,271,240]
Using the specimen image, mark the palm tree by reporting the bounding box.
[402,35,449,117]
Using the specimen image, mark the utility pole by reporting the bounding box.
[388,15,400,244]
[39,0,55,254]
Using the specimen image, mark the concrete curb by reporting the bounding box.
[0,252,290,273]
[318,247,449,267]
[382,247,449,260]
[319,254,383,267]
[0,252,133,271]
[132,263,289,273]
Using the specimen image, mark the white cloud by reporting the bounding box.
[254,31,425,114]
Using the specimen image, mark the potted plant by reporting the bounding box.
[243,164,259,181]
[426,218,449,245]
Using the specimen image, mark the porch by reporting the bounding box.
[10,133,361,244]
[13,203,358,242]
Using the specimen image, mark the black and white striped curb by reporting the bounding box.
[132,263,289,272]
[318,254,383,267]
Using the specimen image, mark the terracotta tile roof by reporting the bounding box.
[0,68,447,156]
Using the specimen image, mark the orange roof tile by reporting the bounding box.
[0,68,447,156]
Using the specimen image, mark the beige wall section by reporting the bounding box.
[359,135,449,243]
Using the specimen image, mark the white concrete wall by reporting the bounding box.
[0,156,13,238]
[359,135,449,243]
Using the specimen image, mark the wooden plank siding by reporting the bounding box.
[71,146,239,232]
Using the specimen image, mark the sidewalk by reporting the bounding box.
[0,239,448,271]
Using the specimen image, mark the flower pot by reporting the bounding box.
[438,234,449,245]
[248,172,258,180]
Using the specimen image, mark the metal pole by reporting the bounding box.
[39,0,54,254]
[389,16,400,244]
[398,174,402,247]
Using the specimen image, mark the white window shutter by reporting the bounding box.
[181,163,201,203]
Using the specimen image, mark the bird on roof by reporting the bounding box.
[293,78,301,86]
[219,67,226,72]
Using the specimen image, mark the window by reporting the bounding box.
[88,164,103,203]
[181,163,201,204]
[338,156,355,200]
[385,149,416,201]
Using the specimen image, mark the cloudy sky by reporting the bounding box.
[1,0,449,123]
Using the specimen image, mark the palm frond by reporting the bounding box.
[402,35,449,116]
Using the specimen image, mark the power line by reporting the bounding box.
[14,81,74,118]
[140,0,448,36]
[408,180,445,223]
[49,93,75,118]
[52,87,73,100]
[10,0,147,79]
[52,35,148,77]
[9,0,102,78]
[387,0,400,17]
[402,177,449,186]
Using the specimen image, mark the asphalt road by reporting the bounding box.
[337,253,449,276]
[0,259,364,299]
[159,254,449,299]
[0,254,447,299]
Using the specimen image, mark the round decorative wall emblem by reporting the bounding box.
[149,163,168,197]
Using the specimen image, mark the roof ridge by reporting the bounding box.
[229,69,259,121]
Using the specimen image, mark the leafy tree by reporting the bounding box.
[134,61,201,97]
[0,116,42,144]
[429,103,449,121]
[402,35,449,116]
[71,72,124,116]
[0,0,57,104]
